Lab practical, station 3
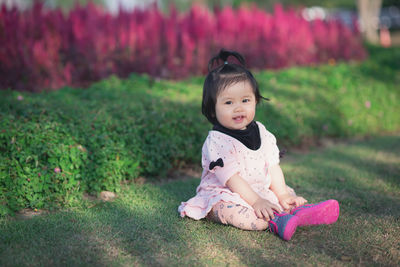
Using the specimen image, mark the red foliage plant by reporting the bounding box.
[0,1,366,92]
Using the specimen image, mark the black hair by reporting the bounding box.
[201,49,268,125]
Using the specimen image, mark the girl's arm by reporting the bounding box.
[269,164,307,211]
[226,173,282,220]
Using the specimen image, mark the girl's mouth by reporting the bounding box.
[233,115,245,123]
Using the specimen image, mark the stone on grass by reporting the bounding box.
[100,191,116,202]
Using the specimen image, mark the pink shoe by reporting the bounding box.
[290,199,339,227]
[268,213,299,241]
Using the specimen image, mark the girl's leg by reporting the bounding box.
[206,201,268,231]
[207,201,299,241]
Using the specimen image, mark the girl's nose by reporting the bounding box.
[234,103,243,112]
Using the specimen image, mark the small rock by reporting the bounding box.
[341,256,352,262]
[100,191,116,202]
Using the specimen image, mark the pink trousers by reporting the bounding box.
[206,187,296,231]
[206,201,269,231]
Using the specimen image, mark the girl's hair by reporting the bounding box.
[201,49,267,125]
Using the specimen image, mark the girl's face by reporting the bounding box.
[215,80,256,130]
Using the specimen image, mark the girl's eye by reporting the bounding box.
[224,101,232,105]
[243,99,250,103]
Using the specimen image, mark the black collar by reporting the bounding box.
[213,121,261,150]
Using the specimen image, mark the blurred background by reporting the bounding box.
[2,0,400,44]
[1,0,399,92]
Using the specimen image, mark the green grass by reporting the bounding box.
[1,135,399,266]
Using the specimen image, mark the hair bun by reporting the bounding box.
[218,49,232,62]
[208,49,246,72]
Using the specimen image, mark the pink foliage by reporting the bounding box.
[0,2,366,92]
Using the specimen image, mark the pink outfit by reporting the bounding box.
[178,121,294,220]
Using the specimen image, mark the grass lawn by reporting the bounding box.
[1,134,399,266]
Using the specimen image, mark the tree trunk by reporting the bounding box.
[357,0,382,44]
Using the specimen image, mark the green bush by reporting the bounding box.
[1,45,399,215]
[0,118,86,214]
[0,75,208,215]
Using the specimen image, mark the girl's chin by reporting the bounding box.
[229,123,248,130]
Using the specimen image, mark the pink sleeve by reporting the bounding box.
[257,122,280,166]
[202,134,240,186]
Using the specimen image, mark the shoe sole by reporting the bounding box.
[270,214,299,241]
[282,215,299,241]
[291,199,339,227]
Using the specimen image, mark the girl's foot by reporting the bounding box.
[290,199,339,227]
[268,213,298,241]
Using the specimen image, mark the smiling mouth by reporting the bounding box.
[233,115,245,123]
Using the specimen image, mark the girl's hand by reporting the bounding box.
[252,198,282,221]
[278,194,307,213]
